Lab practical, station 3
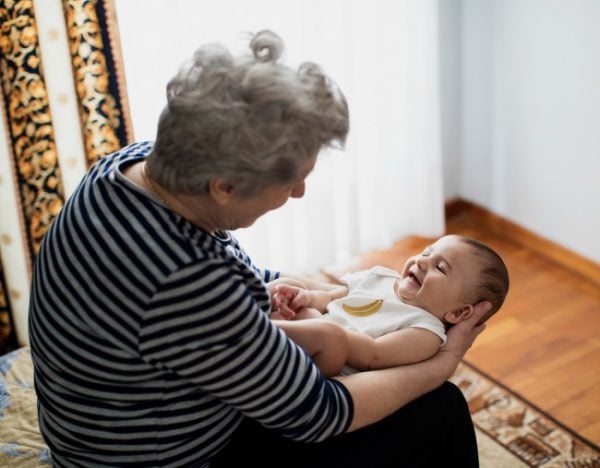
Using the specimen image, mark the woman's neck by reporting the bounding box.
[128,161,222,234]
[170,191,223,234]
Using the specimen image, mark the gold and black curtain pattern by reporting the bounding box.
[0,0,133,353]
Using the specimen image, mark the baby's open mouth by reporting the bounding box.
[408,271,422,287]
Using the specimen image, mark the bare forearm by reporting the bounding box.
[346,328,441,371]
[307,287,347,312]
[345,331,377,370]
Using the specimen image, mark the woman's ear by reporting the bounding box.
[444,304,474,324]
[208,178,235,205]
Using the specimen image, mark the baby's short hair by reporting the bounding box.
[460,236,509,323]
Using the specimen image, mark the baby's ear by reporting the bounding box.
[444,304,474,324]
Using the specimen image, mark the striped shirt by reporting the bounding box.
[29,142,353,467]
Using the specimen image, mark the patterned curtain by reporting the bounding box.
[0,0,132,353]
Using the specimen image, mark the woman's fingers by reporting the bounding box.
[444,301,491,357]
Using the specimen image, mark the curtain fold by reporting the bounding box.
[0,0,132,350]
[115,0,446,273]
[62,0,133,164]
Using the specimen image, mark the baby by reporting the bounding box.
[270,235,509,376]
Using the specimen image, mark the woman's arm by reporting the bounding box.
[275,318,350,377]
[345,328,442,370]
[142,262,355,443]
[337,301,490,432]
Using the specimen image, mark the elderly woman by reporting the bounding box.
[29,30,488,467]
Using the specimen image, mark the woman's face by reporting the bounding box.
[228,154,317,229]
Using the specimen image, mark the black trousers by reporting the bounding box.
[212,381,479,468]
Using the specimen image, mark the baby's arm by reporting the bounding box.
[272,284,348,316]
[267,275,347,318]
[345,328,443,370]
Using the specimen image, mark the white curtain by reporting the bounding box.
[114,0,445,273]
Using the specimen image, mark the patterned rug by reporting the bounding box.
[451,361,600,467]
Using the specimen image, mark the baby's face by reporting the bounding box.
[395,235,482,319]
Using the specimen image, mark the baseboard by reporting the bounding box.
[445,198,600,287]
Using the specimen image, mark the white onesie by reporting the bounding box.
[325,266,447,343]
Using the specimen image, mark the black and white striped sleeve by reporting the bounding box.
[138,259,353,442]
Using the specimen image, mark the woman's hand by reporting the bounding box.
[436,301,491,375]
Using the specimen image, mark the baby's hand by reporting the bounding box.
[270,309,295,320]
[271,285,296,320]
[271,284,311,319]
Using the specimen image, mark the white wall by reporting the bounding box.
[443,0,600,262]
[439,0,462,199]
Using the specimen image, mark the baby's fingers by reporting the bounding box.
[278,304,296,320]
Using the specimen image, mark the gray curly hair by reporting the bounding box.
[146,30,349,197]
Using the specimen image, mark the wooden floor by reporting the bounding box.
[344,206,600,445]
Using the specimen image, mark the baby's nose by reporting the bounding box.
[416,257,428,269]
